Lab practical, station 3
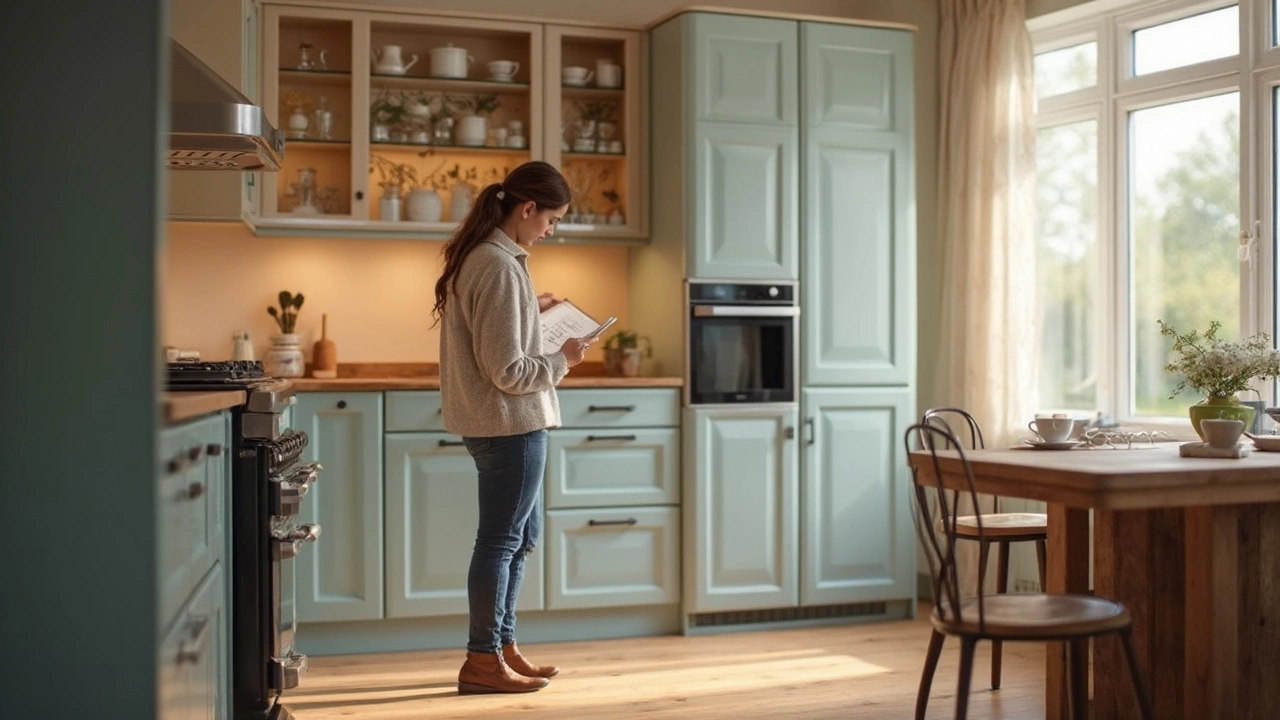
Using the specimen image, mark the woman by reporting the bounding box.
[433,161,590,694]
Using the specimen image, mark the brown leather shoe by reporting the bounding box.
[457,651,549,694]
[502,642,560,678]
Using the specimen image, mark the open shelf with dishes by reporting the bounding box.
[255,6,644,241]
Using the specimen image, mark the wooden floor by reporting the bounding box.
[288,611,1045,719]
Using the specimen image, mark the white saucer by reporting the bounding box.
[1025,439,1082,450]
[375,65,407,75]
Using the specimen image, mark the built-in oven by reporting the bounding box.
[686,281,799,405]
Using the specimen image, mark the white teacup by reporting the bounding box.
[487,59,519,81]
[562,66,593,86]
[1201,418,1244,449]
[1029,416,1074,444]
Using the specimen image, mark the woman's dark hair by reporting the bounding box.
[432,160,571,324]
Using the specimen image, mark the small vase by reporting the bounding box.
[379,186,402,222]
[1189,395,1256,442]
[455,114,487,147]
[264,334,304,378]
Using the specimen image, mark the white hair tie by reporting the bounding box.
[496,190,505,200]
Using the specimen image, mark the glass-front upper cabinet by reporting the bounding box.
[544,26,646,239]
[259,6,542,237]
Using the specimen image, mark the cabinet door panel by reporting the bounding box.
[800,388,914,605]
[803,134,910,384]
[803,24,911,131]
[685,407,797,612]
[546,428,679,509]
[545,506,680,609]
[385,433,543,617]
[694,13,796,124]
[294,393,384,622]
[691,122,798,280]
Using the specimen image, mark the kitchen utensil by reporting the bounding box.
[372,45,417,75]
[311,314,337,379]
[429,43,472,78]
[562,66,592,86]
[486,59,519,81]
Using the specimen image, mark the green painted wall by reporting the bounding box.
[0,1,165,717]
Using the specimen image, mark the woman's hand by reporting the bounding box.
[537,292,562,313]
[560,336,591,367]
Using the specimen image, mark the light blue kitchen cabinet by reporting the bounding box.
[800,387,914,606]
[384,431,544,618]
[691,122,799,280]
[683,406,798,612]
[544,506,680,609]
[293,392,385,622]
[692,13,797,125]
[801,23,915,386]
[158,410,232,720]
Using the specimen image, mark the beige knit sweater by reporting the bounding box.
[439,229,568,438]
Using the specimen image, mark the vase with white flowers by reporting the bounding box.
[1158,319,1280,440]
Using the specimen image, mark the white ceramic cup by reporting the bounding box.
[1029,416,1074,444]
[1201,418,1245,449]
[562,66,593,86]
[596,59,622,88]
[486,59,519,81]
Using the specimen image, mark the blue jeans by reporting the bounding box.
[462,429,546,654]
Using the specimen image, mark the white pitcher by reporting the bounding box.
[372,45,418,74]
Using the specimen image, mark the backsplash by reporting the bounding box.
[162,222,631,363]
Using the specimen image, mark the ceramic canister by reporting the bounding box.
[429,44,472,78]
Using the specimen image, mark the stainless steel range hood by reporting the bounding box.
[169,39,284,171]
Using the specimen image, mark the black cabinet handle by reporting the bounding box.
[805,417,815,446]
[354,190,364,201]
[588,518,638,527]
[586,434,637,442]
[206,443,224,456]
[437,439,466,447]
[187,445,205,462]
[337,400,347,409]
[588,404,636,412]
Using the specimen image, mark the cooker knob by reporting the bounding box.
[768,286,779,297]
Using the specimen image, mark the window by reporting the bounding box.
[1030,1,1260,426]
[1131,6,1239,75]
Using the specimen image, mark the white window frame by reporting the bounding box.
[1030,0,1274,432]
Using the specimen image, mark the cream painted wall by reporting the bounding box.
[162,222,630,364]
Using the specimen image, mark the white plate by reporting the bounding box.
[1249,435,1280,452]
[1025,439,1083,450]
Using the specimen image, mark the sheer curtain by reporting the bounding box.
[934,0,1039,593]
[936,0,1038,447]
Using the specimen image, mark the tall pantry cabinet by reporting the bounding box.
[650,12,917,618]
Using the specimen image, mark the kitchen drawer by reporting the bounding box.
[545,506,681,609]
[158,562,226,720]
[158,412,229,627]
[385,391,445,432]
[546,428,680,508]
[557,389,680,428]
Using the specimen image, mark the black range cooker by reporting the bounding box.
[166,360,321,720]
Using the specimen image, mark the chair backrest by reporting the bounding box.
[904,422,988,631]
[921,406,1002,513]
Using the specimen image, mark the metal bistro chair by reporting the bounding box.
[918,407,1047,699]
[904,422,1154,720]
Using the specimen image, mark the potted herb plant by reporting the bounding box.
[370,90,411,142]
[603,329,652,377]
[1159,319,1280,440]
[265,290,305,378]
[453,94,500,147]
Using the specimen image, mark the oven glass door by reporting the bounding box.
[689,315,794,404]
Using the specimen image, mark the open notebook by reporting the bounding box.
[539,300,615,355]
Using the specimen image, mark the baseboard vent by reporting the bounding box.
[688,602,888,628]
[1013,579,1040,593]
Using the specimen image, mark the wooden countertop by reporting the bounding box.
[288,361,682,391]
[162,390,245,424]
[289,375,684,391]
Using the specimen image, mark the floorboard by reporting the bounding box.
[288,611,1044,719]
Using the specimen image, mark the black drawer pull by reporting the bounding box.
[437,439,466,447]
[337,400,347,409]
[586,434,637,442]
[588,518,638,527]
[587,404,636,412]
[205,443,224,456]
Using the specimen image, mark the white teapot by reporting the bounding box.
[372,45,418,75]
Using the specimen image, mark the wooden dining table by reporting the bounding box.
[908,441,1280,720]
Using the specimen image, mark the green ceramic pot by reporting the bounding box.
[1188,396,1256,441]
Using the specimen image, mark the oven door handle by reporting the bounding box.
[692,305,800,317]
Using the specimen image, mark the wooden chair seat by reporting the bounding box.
[933,593,1131,640]
[939,512,1048,538]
